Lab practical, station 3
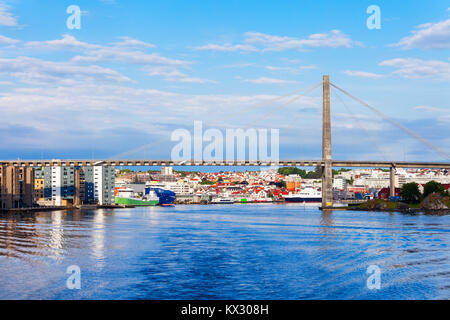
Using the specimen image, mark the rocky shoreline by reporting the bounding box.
[335,192,450,215]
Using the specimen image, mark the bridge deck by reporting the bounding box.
[1,160,449,169]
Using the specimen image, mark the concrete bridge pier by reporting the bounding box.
[322,75,333,208]
[390,166,396,198]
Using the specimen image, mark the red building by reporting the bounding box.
[378,188,401,199]
[347,186,367,194]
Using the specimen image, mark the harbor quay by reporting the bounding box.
[1,164,449,211]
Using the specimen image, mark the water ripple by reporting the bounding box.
[0,206,449,299]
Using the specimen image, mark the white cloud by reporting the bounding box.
[393,18,450,49]
[414,106,450,124]
[221,62,256,68]
[0,34,19,45]
[24,34,200,81]
[26,34,156,52]
[0,56,131,85]
[25,34,101,51]
[244,77,296,84]
[24,34,217,84]
[333,122,383,131]
[332,113,384,131]
[414,105,449,113]
[379,58,450,80]
[144,66,215,83]
[194,43,257,52]
[343,70,386,79]
[165,77,216,84]
[0,83,317,144]
[194,30,361,54]
[113,36,156,48]
[244,30,361,51]
[145,66,187,78]
[72,47,188,66]
[0,3,17,26]
[25,35,185,67]
[265,65,316,74]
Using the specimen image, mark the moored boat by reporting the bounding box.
[283,187,322,203]
[211,197,235,204]
[145,185,176,206]
[115,188,159,206]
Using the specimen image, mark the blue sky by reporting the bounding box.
[0,0,449,162]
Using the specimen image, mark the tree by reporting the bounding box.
[304,166,322,179]
[423,181,446,198]
[277,167,306,177]
[400,182,422,203]
[314,165,323,178]
[200,180,215,185]
[277,166,324,179]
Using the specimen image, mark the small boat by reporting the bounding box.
[159,203,175,207]
[211,197,235,204]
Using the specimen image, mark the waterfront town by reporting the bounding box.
[0,164,449,210]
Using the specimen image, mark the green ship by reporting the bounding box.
[115,188,159,206]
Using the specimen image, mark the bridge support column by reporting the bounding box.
[322,75,333,208]
[389,166,396,198]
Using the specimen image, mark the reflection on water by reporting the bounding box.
[91,210,106,267]
[49,212,64,260]
[0,205,449,300]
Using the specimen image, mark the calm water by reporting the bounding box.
[0,205,449,300]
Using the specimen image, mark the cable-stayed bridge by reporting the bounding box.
[1,160,449,168]
[2,75,449,208]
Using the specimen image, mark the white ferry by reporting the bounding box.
[283,187,322,203]
[211,197,235,204]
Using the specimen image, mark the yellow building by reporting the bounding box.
[34,178,45,203]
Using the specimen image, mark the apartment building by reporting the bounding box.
[0,166,34,209]
[93,166,115,205]
[34,166,115,206]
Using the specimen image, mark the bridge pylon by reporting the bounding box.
[322,75,333,208]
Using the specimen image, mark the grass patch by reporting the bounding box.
[386,202,398,209]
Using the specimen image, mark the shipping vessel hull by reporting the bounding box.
[115,197,159,206]
[145,187,176,206]
[284,197,322,203]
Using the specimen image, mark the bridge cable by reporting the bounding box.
[206,83,321,128]
[245,82,322,127]
[110,83,321,160]
[331,87,389,162]
[330,82,450,161]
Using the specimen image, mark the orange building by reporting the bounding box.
[286,181,301,192]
